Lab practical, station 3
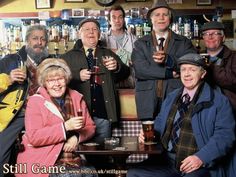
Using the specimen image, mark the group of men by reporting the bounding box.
[0,0,236,176]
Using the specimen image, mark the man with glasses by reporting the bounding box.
[201,21,236,117]
[0,25,49,176]
[61,18,130,143]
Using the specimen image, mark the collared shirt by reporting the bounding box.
[182,86,198,102]
[84,47,95,56]
[155,32,168,47]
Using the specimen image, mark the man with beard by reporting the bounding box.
[0,25,49,177]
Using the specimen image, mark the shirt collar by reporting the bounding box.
[156,32,168,41]
[182,86,199,101]
[84,47,95,56]
[155,32,168,46]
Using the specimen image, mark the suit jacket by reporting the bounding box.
[16,87,96,177]
[132,30,197,120]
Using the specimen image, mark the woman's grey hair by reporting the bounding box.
[25,25,48,42]
[37,58,72,87]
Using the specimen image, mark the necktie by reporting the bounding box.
[171,93,191,150]
[87,48,94,69]
[158,37,165,51]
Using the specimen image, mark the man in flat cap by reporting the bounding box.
[201,21,236,117]
[131,0,197,122]
[128,53,236,177]
[61,18,130,142]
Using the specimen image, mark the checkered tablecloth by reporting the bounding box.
[112,120,148,163]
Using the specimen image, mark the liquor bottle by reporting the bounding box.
[62,24,69,42]
[184,18,191,39]
[135,24,143,38]
[178,17,184,36]
[143,21,151,35]
[195,39,201,54]
[193,20,199,39]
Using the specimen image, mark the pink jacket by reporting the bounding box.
[16,87,96,177]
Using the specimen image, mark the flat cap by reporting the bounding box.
[78,18,100,30]
[178,53,207,69]
[201,21,225,31]
[147,0,172,20]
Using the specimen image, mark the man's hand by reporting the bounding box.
[153,51,166,64]
[173,71,180,78]
[103,56,117,71]
[180,155,203,173]
[80,69,92,81]
[10,68,27,84]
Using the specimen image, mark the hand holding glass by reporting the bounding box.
[153,46,165,63]
[102,56,117,71]
[65,116,84,131]
[102,56,114,66]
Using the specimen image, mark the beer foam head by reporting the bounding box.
[142,121,154,125]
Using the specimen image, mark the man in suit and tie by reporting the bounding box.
[61,18,130,143]
[132,0,197,121]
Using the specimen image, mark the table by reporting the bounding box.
[76,136,163,177]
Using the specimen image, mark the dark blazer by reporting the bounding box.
[206,45,236,113]
[132,30,197,120]
[61,39,130,124]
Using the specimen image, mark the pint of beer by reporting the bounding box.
[142,121,155,144]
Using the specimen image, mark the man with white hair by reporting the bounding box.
[62,18,130,143]
[0,25,49,176]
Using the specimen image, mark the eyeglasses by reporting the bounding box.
[202,32,223,38]
[46,77,66,86]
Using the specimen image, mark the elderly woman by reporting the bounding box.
[16,58,97,177]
